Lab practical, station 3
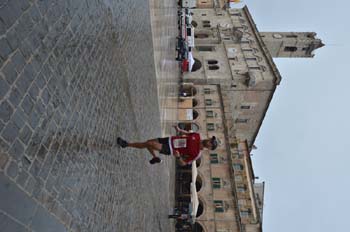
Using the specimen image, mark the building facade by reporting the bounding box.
[173,3,323,232]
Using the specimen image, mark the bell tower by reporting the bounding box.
[259,32,324,58]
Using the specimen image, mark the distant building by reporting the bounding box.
[172,3,323,232]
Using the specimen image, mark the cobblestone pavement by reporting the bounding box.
[0,0,178,231]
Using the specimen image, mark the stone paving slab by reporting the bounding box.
[0,0,178,231]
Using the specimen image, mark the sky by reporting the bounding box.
[233,1,350,232]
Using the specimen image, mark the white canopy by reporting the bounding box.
[191,161,198,184]
[189,162,199,223]
[188,52,195,71]
[190,182,199,221]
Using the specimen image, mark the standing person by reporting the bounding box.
[116,126,218,165]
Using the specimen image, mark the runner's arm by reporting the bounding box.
[174,125,191,135]
[174,150,187,166]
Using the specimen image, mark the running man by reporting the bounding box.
[116,126,218,165]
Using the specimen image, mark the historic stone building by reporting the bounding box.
[170,3,323,232]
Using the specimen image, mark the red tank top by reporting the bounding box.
[170,133,201,164]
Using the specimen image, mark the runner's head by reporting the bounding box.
[202,136,218,150]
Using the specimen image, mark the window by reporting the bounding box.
[195,33,209,38]
[208,65,219,70]
[284,46,297,52]
[235,118,248,123]
[202,20,211,28]
[238,199,246,206]
[214,200,224,212]
[192,99,198,107]
[286,35,298,38]
[230,12,242,17]
[212,177,221,189]
[202,13,207,16]
[240,209,252,217]
[240,105,250,109]
[245,57,257,61]
[205,99,213,106]
[248,66,260,70]
[196,46,215,52]
[237,185,247,192]
[207,60,218,65]
[233,163,243,171]
[193,110,199,119]
[207,123,215,131]
[204,88,211,94]
[210,154,219,164]
[242,48,253,52]
[206,110,214,118]
[235,175,243,182]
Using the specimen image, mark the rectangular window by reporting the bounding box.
[248,66,261,70]
[206,110,214,118]
[242,48,253,52]
[238,199,246,206]
[210,154,219,164]
[212,177,221,189]
[204,88,211,94]
[197,46,215,52]
[230,12,242,17]
[233,163,243,171]
[207,123,215,131]
[235,175,243,182]
[245,57,257,61]
[237,185,247,192]
[240,105,250,109]
[236,118,248,123]
[205,99,213,106]
[240,209,252,217]
[214,200,224,212]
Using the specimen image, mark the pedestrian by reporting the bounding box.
[116,126,218,165]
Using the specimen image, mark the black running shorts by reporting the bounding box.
[157,137,171,155]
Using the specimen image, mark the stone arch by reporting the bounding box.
[193,222,205,232]
[195,175,202,192]
[192,98,198,107]
[191,58,202,72]
[177,122,200,132]
[196,199,204,217]
[193,110,199,120]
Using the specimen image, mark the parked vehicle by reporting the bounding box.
[178,8,195,48]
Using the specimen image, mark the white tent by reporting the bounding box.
[190,182,199,222]
[189,162,199,223]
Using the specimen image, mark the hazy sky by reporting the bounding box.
[233,1,350,232]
